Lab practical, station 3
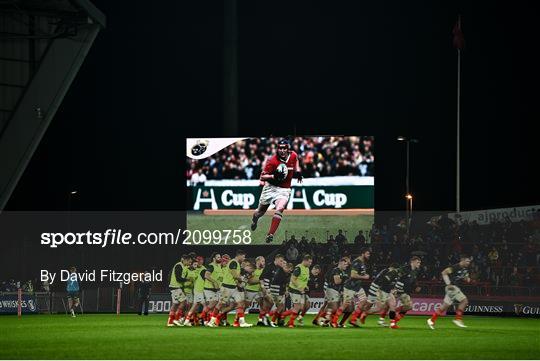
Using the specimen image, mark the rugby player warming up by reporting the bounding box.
[427,254,472,329]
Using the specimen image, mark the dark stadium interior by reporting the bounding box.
[1,1,539,315]
[3,1,539,212]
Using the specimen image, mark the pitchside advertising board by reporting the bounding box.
[148,294,326,314]
[406,298,539,317]
[0,293,38,314]
[191,183,374,210]
[186,136,375,210]
[147,294,540,317]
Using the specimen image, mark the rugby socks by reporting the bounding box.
[209,308,221,324]
[280,309,293,319]
[268,211,283,235]
[167,309,176,324]
[220,311,229,324]
[349,309,361,323]
[394,307,406,323]
[174,308,184,321]
[316,308,326,321]
[236,308,245,323]
[430,309,444,322]
[332,308,343,324]
[206,306,216,321]
[288,311,298,327]
[211,307,221,318]
[359,311,368,323]
[259,309,267,321]
[200,307,208,321]
[455,309,463,320]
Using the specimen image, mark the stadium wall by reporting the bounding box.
[145,294,540,318]
[4,292,539,318]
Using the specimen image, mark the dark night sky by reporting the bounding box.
[5,0,539,212]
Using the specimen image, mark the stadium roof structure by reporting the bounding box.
[0,0,105,210]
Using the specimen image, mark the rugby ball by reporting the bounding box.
[275,163,288,180]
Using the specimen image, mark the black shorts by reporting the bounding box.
[67,291,80,300]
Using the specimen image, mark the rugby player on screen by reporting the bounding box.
[250,139,303,243]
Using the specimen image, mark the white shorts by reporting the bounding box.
[290,292,307,305]
[194,292,205,304]
[325,288,341,303]
[185,292,193,304]
[398,293,412,309]
[367,286,391,304]
[220,286,244,304]
[204,289,219,303]
[343,288,367,304]
[170,288,187,304]
[259,184,291,206]
[444,285,467,305]
[245,290,262,303]
[271,293,285,306]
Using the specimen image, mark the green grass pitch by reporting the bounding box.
[1,314,539,359]
[187,214,374,245]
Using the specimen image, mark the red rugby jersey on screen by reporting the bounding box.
[262,151,298,188]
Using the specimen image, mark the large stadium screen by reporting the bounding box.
[186,136,374,245]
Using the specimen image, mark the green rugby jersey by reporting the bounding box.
[245,267,263,292]
[203,262,223,291]
[183,267,198,294]
[194,266,206,293]
[222,259,240,288]
[289,264,309,294]
[169,262,187,289]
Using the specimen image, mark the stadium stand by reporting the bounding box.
[186,136,375,182]
[279,213,540,297]
[3,211,538,313]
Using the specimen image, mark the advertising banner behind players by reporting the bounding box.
[191,185,374,210]
[0,293,38,314]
